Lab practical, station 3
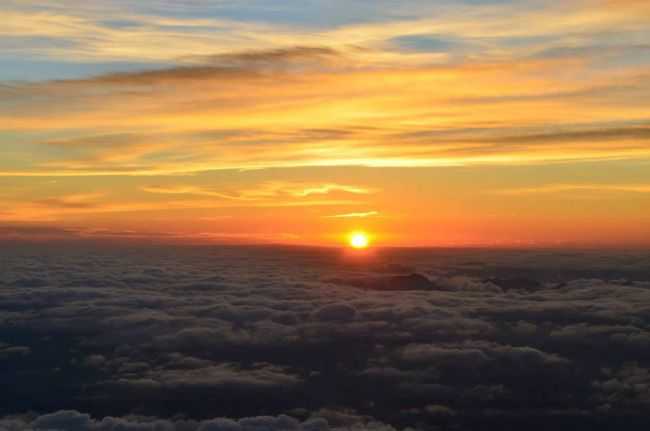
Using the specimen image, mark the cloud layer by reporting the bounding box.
[2,0,650,176]
[2,245,650,429]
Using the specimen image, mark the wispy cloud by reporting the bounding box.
[142,182,375,200]
[2,0,650,177]
[325,211,380,218]
[3,0,649,64]
[0,222,300,244]
[494,183,650,195]
[0,190,365,223]
[1,0,650,245]
[141,185,247,201]
[2,57,649,177]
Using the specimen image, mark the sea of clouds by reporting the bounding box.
[1,244,650,430]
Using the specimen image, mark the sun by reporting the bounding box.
[348,231,370,249]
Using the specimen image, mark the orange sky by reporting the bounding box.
[1,0,649,247]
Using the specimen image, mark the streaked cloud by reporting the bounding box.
[0,222,300,243]
[0,186,367,223]
[3,0,649,65]
[494,183,650,195]
[325,211,380,219]
[142,182,375,200]
[2,55,649,176]
[1,0,649,245]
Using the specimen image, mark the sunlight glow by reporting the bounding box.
[349,231,370,249]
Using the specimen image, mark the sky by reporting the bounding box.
[1,0,650,247]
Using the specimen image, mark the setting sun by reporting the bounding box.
[349,232,370,249]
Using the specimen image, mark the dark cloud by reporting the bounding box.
[0,343,31,359]
[71,47,343,86]
[393,122,650,151]
[488,125,650,146]
[532,44,650,60]
[184,46,341,69]
[0,409,394,431]
[113,362,302,391]
[2,245,650,429]
[312,303,357,321]
[0,224,82,240]
[327,273,442,292]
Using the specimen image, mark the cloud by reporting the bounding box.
[327,273,441,291]
[100,46,346,83]
[0,181,368,224]
[286,183,374,197]
[0,223,81,238]
[34,192,106,209]
[3,0,649,67]
[486,125,650,145]
[399,342,570,373]
[400,344,490,367]
[114,363,302,391]
[2,38,650,178]
[311,303,357,321]
[141,185,250,201]
[493,183,650,195]
[31,410,93,431]
[142,182,375,201]
[593,363,650,408]
[1,409,396,431]
[0,222,306,244]
[2,246,650,428]
[325,211,379,219]
[0,343,31,358]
